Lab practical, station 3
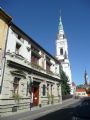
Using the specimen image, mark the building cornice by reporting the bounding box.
[0,7,12,24]
[7,60,61,82]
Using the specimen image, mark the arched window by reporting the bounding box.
[60,48,63,55]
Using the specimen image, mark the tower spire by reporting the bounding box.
[58,10,64,35]
[84,69,88,85]
[58,11,64,33]
[56,11,72,94]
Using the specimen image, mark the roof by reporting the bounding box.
[76,88,86,92]
[0,7,12,23]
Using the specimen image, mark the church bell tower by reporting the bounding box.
[56,15,73,94]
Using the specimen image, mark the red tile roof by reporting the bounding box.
[76,88,86,92]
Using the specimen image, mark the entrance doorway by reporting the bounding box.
[32,81,40,106]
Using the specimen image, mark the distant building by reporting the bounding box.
[72,82,76,95]
[0,8,62,115]
[76,88,87,98]
[75,70,90,98]
[56,16,73,94]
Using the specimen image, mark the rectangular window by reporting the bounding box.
[57,85,59,96]
[15,43,21,54]
[14,32,24,43]
[42,85,46,96]
[46,63,50,71]
[13,77,20,94]
[31,55,39,64]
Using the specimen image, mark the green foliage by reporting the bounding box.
[60,66,71,95]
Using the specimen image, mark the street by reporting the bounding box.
[35,107,73,120]
[0,98,79,120]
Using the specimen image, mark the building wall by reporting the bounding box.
[6,28,31,62]
[0,17,9,86]
[0,17,8,53]
[0,9,62,116]
[76,91,87,97]
[0,62,61,114]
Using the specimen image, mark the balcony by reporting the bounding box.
[31,62,45,71]
[6,52,60,79]
[31,50,41,58]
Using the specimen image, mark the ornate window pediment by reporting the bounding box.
[10,70,26,78]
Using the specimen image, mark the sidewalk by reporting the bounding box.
[0,98,79,120]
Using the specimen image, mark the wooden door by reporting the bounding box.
[33,86,39,106]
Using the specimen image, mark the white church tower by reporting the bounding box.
[56,16,73,94]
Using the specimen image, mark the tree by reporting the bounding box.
[60,66,71,95]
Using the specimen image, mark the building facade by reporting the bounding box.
[76,88,88,98]
[0,8,62,115]
[56,16,73,94]
[72,82,76,96]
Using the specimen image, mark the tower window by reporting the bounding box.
[60,48,63,55]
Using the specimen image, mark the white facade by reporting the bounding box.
[56,16,73,94]
[0,8,62,116]
[76,90,87,98]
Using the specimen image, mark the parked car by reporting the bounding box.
[72,97,90,120]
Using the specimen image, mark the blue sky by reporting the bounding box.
[0,0,90,85]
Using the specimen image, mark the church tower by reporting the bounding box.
[84,69,88,85]
[56,16,73,94]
